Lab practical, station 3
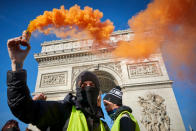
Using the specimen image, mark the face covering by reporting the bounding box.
[76,86,99,115]
[76,87,88,106]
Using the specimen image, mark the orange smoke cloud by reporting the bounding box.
[27,5,114,44]
[113,0,196,82]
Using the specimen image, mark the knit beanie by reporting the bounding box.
[103,86,122,106]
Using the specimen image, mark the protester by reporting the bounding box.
[1,119,20,131]
[6,32,109,131]
[103,86,140,131]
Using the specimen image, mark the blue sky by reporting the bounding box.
[0,0,195,130]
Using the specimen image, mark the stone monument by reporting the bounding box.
[30,29,185,131]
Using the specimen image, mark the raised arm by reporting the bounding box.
[6,32,72,130]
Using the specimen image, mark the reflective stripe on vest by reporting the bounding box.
[111,111,140,131]
[67,106,106,131]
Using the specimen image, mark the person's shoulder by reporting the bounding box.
[120,112,135,123]
[120,113,136,131]
[121,113,130,118]
[120,113,132,123]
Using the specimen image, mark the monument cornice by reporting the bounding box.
[122,80,173,91]
[41,29,133,46]
[34,47,117,67]
[34,46,115,58]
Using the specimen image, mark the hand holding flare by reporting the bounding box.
[22,30,31,43]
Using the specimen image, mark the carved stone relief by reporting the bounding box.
[138,93,170,131]
[101,62,122,77]
[40,71,67,88]
[128,61,162,79]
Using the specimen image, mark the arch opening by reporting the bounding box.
[93,70,117,93]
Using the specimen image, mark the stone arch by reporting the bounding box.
[71,64,123,92]
[93,70,117,93]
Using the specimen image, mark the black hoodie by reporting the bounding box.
[7,70,109,131]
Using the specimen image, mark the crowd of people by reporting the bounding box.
[2,32,140,131]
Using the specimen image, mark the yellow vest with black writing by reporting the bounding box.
[67,106,106,131]
[111,111,140,131]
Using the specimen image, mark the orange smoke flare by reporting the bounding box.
[113,0,196,82]
[27,5,114,45]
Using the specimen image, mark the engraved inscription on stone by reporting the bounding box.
[40,72,67,88]
[128,61,162,78]
[138,93,170,131]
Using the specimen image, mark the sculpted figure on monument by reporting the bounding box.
[138,93,170,131]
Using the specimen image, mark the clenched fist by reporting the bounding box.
[7,31,31,71]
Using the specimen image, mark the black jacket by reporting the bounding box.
[7,70,109,131]
[110,106,136,131]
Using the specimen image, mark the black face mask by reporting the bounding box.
[76,86,99,115]
[76,87,88,106]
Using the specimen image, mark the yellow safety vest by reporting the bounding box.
[111,111,140,131]
[67,106,106,131]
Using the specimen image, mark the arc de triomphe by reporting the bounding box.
[31,29,185,131]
